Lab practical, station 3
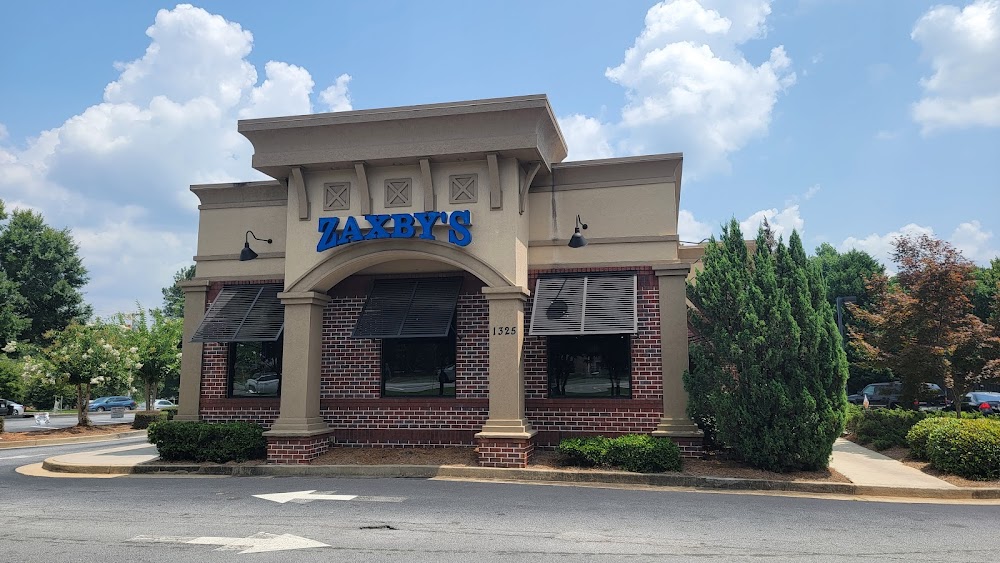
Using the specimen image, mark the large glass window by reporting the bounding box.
[229,336,283,398]
[548,334,631,398]
[381,332,457,397]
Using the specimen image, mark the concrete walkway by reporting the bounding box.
[18,435,999,500]
[829,438,956,489]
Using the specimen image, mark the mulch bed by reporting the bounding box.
[310,446,851,482]
[0,423,135,443]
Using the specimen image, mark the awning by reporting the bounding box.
[352,277,463,339]
[528,274,637,336]
[191,283,285,343]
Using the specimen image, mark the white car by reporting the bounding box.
[138,399,175,411]
[246,373,280,394]
[2,399,24,416]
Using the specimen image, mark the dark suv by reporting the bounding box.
[848,382,948,409]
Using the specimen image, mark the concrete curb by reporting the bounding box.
[39,456,1000,500]
[0,430,147,450]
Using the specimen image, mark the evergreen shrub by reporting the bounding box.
[147,421,266,462]
[852,409,926,450]
[0,415,4,433]
[558,435,682,472]
[131,410,165,430]
[926,419,1000,480]
[160,406,178,421]
[907,417,961,460]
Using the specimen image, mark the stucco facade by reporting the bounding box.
[178,95,701,466]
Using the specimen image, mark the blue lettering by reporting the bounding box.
[413,211,445,240]
[447,210,472,247]
[317,217,340,251]
[339,216,364,244]
[363,214,392,240]
[391,213,416,238]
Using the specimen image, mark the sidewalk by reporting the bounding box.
[21,436,1000,501]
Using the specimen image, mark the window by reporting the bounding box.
[229,336,283,398]
[381,331,457,397]
[548,334,631,398]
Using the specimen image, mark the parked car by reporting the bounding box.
[246,373,279,394]
[87,396,137,412]
[1,398,24,416]
[847,382,948,409]
[958,392,1000,416]
[137,399,175,411]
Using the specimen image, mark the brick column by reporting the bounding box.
[652,264,703,453]
[175,279,210,422]
[264,291,333,464]
[475,286,536,467]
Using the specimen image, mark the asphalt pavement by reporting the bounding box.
[1,438,999,562]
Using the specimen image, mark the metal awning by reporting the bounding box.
[191,284,285,343]
[528,273,637,335]
[352,277,463,339]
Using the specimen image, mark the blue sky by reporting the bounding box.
[1,0,998,318]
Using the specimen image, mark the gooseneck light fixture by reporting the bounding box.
[568,215,588,248]
[240,230,272,261]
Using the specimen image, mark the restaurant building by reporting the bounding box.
[176,95,702,467]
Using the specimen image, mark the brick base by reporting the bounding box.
[266,433,333,464]
[476,437,534,468]
[671,436,705,459]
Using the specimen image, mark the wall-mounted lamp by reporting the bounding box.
[568,215,588,248]
[240,230,272,261]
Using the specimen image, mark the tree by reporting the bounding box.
[686,219,848,472]
[0,201,29,344]
[115,307,183,411]
[162,265,195,319]
[0,207,91,343]
[971,259,1000,322]
[810,243,891,393]
[41,322,139,426]
[850,235,1000,409]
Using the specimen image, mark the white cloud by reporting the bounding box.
[740,204,804,240]
[0,123,7,141]
[319,74,353,112]
[950,220,999,262]
[557,114,615,161]
[561,0,795,174]
[839,221,998,269]
[0,4,353,318]
[911,0,1000,133]
[678,209,714,242]
[875,130,898,140]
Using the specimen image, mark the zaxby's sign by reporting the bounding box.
[317,210,472,252]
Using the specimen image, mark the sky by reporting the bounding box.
[0,0,998,319]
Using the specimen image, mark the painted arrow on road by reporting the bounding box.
[130,532,328,554]
[254,490,406,504]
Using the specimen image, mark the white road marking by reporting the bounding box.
[253,489,407,504]
[130,532,329,554]
[0,454,44,460]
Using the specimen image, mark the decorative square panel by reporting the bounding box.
[384,178,412,208]
[323,182,350,211]
[449,174,478,204]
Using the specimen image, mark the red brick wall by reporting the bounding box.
[477,438,534,468]
[267,433,332,464]
[524,267,664,445]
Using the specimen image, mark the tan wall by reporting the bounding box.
[282,157,530,289]
[194,204,287,279]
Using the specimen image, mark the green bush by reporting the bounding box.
[851,408,926,450]
[132,410,165,430]
[0,414,5,434]
[558,435,682,473]
[160,406,178,421]
[906,417,962,460]
[844,403,863,435]
[926,419,1000,480]
[147,421,266,463]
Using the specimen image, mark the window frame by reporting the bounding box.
[227,336,284,399]
[546,333,633,399]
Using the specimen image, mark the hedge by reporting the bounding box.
[132,410,165,430]
[146,421,266,463]
[906,417,962,460]
[851,408,927,450]
[926,418,1000,480]
[0,415,4,433]
[558,435,682,473]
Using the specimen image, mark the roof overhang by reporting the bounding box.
[238,94,568,180]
